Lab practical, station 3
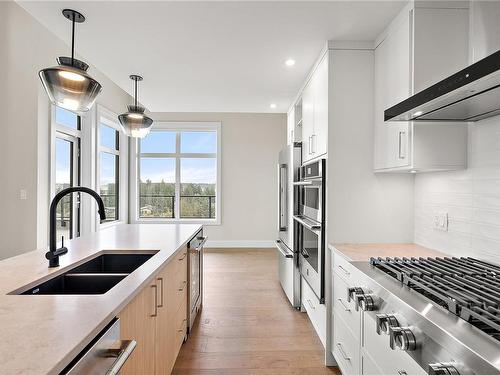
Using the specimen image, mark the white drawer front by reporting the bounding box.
[333,250,354,283]
[363,312,426,375]
[301,277,326,347]
[333,273,361,338]
[333,313,360,375]
[361,352,384,375]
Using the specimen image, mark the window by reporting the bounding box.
[133,122,220,223]
[97,107,124,224]
[52,107,81,241]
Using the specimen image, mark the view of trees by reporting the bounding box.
[139,180,216,218]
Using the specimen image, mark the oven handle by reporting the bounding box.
[293,180,322,186]
[293,215,322,232]
[194,236,208,251]
[275,240,293,258]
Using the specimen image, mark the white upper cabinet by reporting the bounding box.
[302,53,328,163]
[374,3,469,172]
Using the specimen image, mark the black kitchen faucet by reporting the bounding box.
[46,187,106,267]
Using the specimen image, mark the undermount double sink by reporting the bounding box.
[17,253,157,295]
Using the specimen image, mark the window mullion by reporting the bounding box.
[175,132,181,219]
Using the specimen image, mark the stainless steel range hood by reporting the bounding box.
[385,50,500,122]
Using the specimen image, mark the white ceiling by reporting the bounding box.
[19,1,406,113]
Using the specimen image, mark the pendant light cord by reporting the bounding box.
[134,79,138,107]
[71,13,75,66]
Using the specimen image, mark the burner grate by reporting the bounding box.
[370,256,500,341]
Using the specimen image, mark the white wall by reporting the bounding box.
[414,1,500,264]
[327,48,414,243]
[0,1,133,259]
[150,112,286,247]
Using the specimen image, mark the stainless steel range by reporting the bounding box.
[351,256,500,375]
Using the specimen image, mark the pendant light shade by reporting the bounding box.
[39,9,102,113]
[118,75,153,138]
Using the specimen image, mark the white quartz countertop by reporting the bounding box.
[0,223,202,375]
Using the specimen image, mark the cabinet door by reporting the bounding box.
[302,80,314,162]
[287,107,295,146]
[374,10,412,170]
[312,55,328,158]
[155,265,175,375]
[119,281,157,375]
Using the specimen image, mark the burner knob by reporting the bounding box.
[428,363,460,375]
[347,286,364,302]
[389,327,417,351]
[376,314,399,335]
[356,293,377,311]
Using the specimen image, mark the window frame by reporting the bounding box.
[50,106,82,240]
[130,122,221,225]
[96,105,128,229]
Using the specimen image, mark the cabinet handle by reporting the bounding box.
[336,343,351,361]
[151,284,158,317]
[308,136,313,155]
[157,277,164,308]
[306,299,315,310]
[337,298,351,312]
[338,265,350,277]
[398,131,406,159]
[178,252,187,261]
[397,371,408,375]
[179,280,187,292]
[178,319,187,332]
[311,134,316,154]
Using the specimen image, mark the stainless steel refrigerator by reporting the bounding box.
[275,143,301,308]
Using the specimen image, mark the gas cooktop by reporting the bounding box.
[370,256,500,342]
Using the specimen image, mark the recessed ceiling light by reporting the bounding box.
[285,59,296,67]
[270,103,277,109]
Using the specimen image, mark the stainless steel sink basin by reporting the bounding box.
[18,253,157,295]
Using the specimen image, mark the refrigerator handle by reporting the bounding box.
[278,163,288,231]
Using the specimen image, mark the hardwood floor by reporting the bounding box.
[172,248,340,375]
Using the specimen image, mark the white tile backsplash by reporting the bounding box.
[414,116,500,264]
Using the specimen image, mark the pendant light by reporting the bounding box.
[39,9,102,113]
[118,75,153,138]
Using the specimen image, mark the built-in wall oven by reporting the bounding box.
[187,229,206,334]
[294,159,326,303]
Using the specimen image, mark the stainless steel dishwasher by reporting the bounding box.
[62,318,136,374]
[187,229,206,334]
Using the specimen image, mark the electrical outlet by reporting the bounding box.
[19,189,27,200]
[433,211,448,232]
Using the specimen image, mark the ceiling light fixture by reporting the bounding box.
[118,75,153,138]
[285,59,296,67]
[39,9,102,113]
[270,103,277,109]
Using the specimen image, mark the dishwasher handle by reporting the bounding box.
[106,340,137,375]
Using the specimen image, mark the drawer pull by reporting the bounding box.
[338,265,350,276]
[336,342,351,361]
[397,371,408,375]
[151,285,158,317]
[337,298,351,312]
[178,280,187,291]
[157,277,164,308]
[178,252,187,261]
[306,299,315,310]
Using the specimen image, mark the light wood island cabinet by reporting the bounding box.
[119,245,189,375]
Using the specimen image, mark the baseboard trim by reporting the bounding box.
[205,240,275,248]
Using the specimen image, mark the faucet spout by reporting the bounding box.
[46,187,106,267]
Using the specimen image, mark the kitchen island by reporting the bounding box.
[0,223,202,375]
